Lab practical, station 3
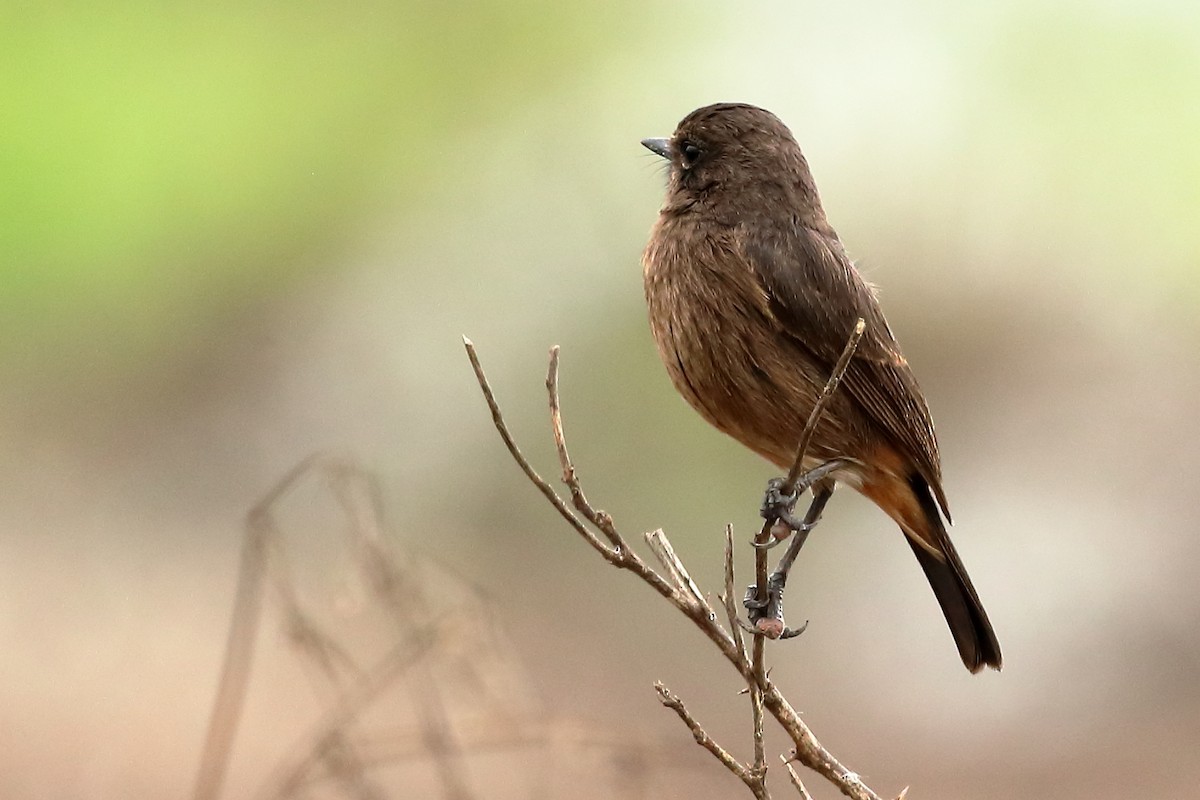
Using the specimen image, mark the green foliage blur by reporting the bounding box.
[0,3,641,379]
[983,9,1200,293]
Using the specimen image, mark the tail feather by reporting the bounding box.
[904,475,1002,672]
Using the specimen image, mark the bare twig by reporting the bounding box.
[783,318,866,491]
[724,526,766,792]
[722,526,748,665]
[464,337,621,565]
[782,756,814,800]
[466,338,694,607]
[645,528,707,612]
[464,338,893,800]
[749,641,768,787]
[655,684,769,800]
[547,346,624,551]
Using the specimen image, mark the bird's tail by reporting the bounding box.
[864,472,1002,672]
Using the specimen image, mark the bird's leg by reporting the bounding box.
[770,482,834,587]
[754,458,847,550]
[744,481,835,637]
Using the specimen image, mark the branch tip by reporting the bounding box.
[781,755,813,800]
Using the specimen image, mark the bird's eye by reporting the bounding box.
[680,141,701,166]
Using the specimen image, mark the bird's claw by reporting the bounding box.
[750,537,783,551]
[743,573,805,640]
[751,519,814,549]
[760,478,799,521]
[743,585,770,610]
[778,620,809,639]
[760,477,812,544]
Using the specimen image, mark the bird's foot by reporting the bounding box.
[751,519,815,550]
[759,478,806,545]
[743,572,808,640]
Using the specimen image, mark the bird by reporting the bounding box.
[640,102,1001,672]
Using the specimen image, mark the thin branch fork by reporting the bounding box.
[463,333,894,800]
[656,683,769,800]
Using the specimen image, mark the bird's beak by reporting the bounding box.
[641,137,671,159]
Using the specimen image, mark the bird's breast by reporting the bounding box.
[642,218,853,468]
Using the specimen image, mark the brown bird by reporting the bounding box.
[641,103,1001,672]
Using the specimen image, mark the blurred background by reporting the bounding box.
[3,1,1199,798]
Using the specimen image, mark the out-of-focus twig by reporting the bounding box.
[195,455,488,800]
[254,636,438,800]
[191,500,270,800]
[196,447,728,800]
[192,455,329,800]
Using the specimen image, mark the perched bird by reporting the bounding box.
[641,103,1001,672]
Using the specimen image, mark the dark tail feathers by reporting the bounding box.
[906,475,1002,673]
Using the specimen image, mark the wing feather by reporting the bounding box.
[738,223,951,519]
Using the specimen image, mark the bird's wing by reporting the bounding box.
[737,222,950,519]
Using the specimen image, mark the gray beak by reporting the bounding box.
[641,137,671,159]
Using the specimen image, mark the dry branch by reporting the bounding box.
[656,683,769,800]
[464,336,896,800]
